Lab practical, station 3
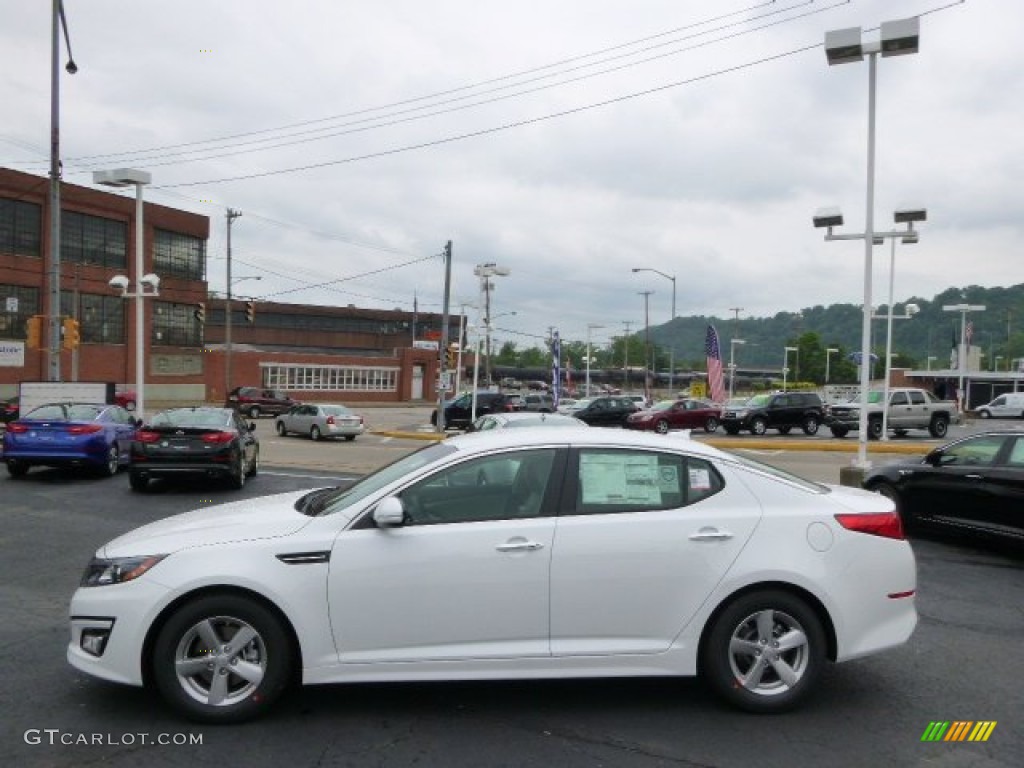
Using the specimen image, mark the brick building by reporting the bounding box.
[1,168,454,406]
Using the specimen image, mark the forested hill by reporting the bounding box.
[647,284,1024,369]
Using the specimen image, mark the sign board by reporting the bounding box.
[18,381,116,417]
[5,297,18,312]
[413,340,440,351]
[0,340,25,368]
[690,382,707,398]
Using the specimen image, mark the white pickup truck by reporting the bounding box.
[825,387,958,439]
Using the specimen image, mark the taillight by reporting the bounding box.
[834,512,905,540]
[134,431,161,443]
[326,416,335,425]
[67,424,104,435]
[201,431,236,444]
[6,422,28,433]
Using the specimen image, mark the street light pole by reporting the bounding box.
[783,346,797,392]
[639,291,653,402]
[825,347,839,384]
[224,208,242,398]
[942,303,986,411]
[728,339,745,398]
[586,323,605,397]
[632,268,676,392]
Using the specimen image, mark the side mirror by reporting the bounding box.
[925,450,943,467]
[373,496,406,527]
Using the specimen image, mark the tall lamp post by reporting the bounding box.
[586,323,605,396]
[632,268,676,392]
[472,263,509,416]
[728,338,746,398]
[94,169,152,418]
[783,346,798,392]
[814,16,921,470]
[871,300,919,439]
[48,0,78,381]
[942,303,986,411]
[638,291,654,402]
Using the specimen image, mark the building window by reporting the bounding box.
[152,300,202,347]
[61,211,127,268]
[0,284,41,340]
[60,291,126,344]
[0,198,43,257]
[154,229,205,281]
[262,364,399,392]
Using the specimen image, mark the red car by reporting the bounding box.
[114,390,137,412]
[625,398,721,434]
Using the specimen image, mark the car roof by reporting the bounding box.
[447,425,721,458]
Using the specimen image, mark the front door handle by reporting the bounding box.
[496,540,545,552]
[688,529,734,542]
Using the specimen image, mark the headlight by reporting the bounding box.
[735,409,749,418]
[80,555,167,587]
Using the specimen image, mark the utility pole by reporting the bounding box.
[225,208,242,398]
[639,291,653,400]
[436,241,452,432]
[622,321,633,390]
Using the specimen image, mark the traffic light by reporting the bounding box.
[25,315,43,349]
[193,302,206,323]
[446,344,458,369]
[62,317,81,350]
[245,300,255,324]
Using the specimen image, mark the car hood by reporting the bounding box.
[100,490,316,557]
[823,483,895,514]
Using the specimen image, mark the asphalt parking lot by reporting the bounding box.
[0,409,1021,767]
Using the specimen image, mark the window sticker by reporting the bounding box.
[657,465,679,493]
[580,453,662,505]
[689,466,712,491]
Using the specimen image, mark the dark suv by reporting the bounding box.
[431,392,515,430]
[226,387,297,418]
[720,392,824,436]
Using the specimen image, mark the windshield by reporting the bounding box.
[317,441,458,516]
[746,395,770,407]
[651,401,676,411]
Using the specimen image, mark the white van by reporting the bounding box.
[976,392,1024,419]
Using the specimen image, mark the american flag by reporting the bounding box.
[705,325,726,403]
[550,331,561,408]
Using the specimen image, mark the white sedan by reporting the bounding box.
[67,428,916,723]
[274,403,365,441]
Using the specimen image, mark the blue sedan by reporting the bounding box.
[3,403,139,478]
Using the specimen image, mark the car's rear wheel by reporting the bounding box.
[310,425,322,441]
[246,447,259,477]
[704,416,719,433]
[151,594,294,724]
[247,405,261,419]
[6,460,29,477]
[929,416,949,438]
[101,445,119,477]
[129,471,148,492]
[750,417,768,436]
[702,590,825,713]
[655,419,670,434]
[275,422,286,436]
[802,416,820,436]
[229,452,246,490]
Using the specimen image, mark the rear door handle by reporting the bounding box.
[965,474,984,481]
[688,529,734,542]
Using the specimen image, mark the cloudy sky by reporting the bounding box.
[2,0,1018,350]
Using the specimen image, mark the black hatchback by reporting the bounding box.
[129,407,259,491]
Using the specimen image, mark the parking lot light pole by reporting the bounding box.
[632,268,676,392]
[942,303,986,411]
[816,17,921,470]
[825,347,839,384]
[94,169,152,419]
[586,323,605,396]
[783,346,797,392]
[728,339,745,398]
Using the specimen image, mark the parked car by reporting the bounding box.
[430,392,516,430]
[720,392,825,436]
[504,393,525,411]
[129,407,259,491]
[626,398,721,434]
[468,411,587,431]
[863,431,1024,549]
[225,386,297,418]
[623,393,650,409]
[3,402,138,477]
[555,398,579,414]
[1,396,19,424]
[975,393,1024,419]
[67,427,917,723]
[275,404,366,441]
[114,390,137,412]
[570,395,639,427]
[522,393,555,413]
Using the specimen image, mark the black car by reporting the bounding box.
[570,396,639,427]
[1,396,19,424]
[863,431,1024,549]
[225,386,296,418]
[720,392,825,436]
[129,407,259,491]
[431,392,515,430]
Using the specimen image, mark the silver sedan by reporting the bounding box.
[275,403,366,441]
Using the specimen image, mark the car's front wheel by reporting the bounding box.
[655,419,670,434]
[978,410,991,419]
[229,452,246,490]
[702,590,825,713]
[750,417,768,436]
[151,594,294,724]
[867,418,884,440]
[275,422,286,436]
[246,447,259,477]
[101,445,119,477]
[802,416,819,436]
[704,416,719,433]
[929,416,949,438]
